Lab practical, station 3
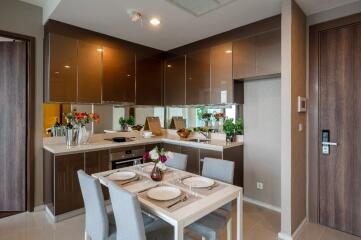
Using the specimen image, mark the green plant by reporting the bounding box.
[235,118,244,135]
[119,116,136,126]
[119,117,127,126]
[223,118,235,136]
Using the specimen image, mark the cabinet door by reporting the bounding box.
[77,41,102,103]
[165,55,186,105]
[48,34,78,102]
[103,46,135,103]
[233,36,256,80]
[84,150,110,200]
[210,42,233,104]
[136,55,163,105]
[186,49,210,105]
[163,143,181,153]
[255,29,281,76]
[54,153,84,215]
[181,146,199,174]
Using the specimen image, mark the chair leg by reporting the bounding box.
[227,218,232,240]
[84,231,91,240]
[202,237,206,240]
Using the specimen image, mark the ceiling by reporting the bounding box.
[20,0,360,50]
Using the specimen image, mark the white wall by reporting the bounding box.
[0,0,43,206]
[244,78,281,208]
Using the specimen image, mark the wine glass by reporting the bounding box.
[134,159,142,171]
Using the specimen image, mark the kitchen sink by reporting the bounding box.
[187,138,211,143]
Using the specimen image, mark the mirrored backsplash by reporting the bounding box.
[43,103,240,137]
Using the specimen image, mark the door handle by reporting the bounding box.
[322,142,338,146]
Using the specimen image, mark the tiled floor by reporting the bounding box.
[0,202,359,240]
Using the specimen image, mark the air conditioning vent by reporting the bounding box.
[167,0,236,16]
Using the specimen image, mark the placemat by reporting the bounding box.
[137,185,200,212]
[99,171,143,187]
[169,176,228,196]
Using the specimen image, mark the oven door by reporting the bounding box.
[111,157,143,170]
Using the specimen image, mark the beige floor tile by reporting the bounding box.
[295,222,325,240]
[320,227,361,240]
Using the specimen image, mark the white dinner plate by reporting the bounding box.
[147,186,181,201]
[107,171,136,181]
[183,176,215,188]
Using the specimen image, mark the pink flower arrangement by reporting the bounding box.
[64,112,100,127]
[143,146,172,164]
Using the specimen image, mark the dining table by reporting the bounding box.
[92,163,243,240]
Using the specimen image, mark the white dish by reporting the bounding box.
[183,176,215,188]
[147,186,181,201]
[107,171,136,181]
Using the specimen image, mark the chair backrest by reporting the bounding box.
[202,157,234,184]
[165,152,188,171]
[77,170,109,240]
[108,181,146,240]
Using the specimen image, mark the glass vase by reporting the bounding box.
[150,163,163,181]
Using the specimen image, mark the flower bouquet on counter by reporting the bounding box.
[143,147,173,181]
[63,112,100,146]
[201,112,212,127]
[213,112,225,132]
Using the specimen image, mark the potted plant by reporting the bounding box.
[143,147,173,181]
[223,118,235,142]
[64,112,100,145]
[119,116,135,131]
[235,118,244,142]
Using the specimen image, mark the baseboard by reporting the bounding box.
[45,206,85,223]
[34,204,45,212]
[277,218,307,240]
[243,196,281,213]
[278,232,293,240]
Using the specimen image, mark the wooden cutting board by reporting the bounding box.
[170,116,184,130]
[144,117,162,136]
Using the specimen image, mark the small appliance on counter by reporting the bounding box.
[104,137,134,143]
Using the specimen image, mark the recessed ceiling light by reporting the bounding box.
[150,18,160,26]
[64,65,70,69]
[225,50,232,54]
[97,48,103,52]
[167,64,172,68]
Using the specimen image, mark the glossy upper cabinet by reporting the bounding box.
[210,42,233,104]
[233,29,280,80]
[102,46,135,103]
[77,41,102,103]
[136,55,163,105]
[164,55,186,105]
[46,33,78,102]
[186,48,210,105]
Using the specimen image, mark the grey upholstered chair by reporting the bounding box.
[108,181,172,240]
[77,170,116,240]
[187,157,235,240]
[166,152,188,171]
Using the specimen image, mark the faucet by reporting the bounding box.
[199,130,211,140]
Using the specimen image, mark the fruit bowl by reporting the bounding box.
[177,128,191,138]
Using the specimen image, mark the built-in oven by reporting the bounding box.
[110,147,145,169]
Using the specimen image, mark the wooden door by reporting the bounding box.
[47,34,78,102]
[318,24,361,236]
[164,55,186,105]
[77,41,102,103]
[0,41,26,212]
[186,48,210,105]
[136,55,163,105]
[210,42,233,104]
[102,46,135,103]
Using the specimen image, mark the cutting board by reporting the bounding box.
[144,117,162,136]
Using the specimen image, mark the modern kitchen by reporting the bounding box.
[1,0,361,240]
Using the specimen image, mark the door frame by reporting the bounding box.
[308,12,361,223]
[0,30,35,212]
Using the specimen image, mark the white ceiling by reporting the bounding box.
[20,0,361,50]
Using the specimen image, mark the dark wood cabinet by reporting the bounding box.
[54,153,84,215]
[46,33,78,102]
[163,143,182,153]
[77,41,102,103]
[223,145,243,187]
[181,146,200,174]
[102,46,135,103]
[136,55,163,105]
[210,42,233,104]
[164,55,186,105]
[186,49,210,105]
[233,29,280,80]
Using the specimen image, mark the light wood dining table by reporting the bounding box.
[92,164,243,240]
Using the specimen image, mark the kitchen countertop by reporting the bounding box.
[43,132,243,155]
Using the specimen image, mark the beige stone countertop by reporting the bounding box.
[43,131,243,155]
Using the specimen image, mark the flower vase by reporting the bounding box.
[77,126,91,145]
[214,121,219,131]
[150,163,163,181]
[65,127,79,146]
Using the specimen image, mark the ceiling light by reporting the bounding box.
[225,50,232,54]
[64,65,70,69]
[97,48,103,52]
[167,64,172,68]
[150,18,160,26]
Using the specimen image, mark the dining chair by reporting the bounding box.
[187,157,235,240]
[77,170,116,240]
[108,181,172,240]
[165,152,188,171]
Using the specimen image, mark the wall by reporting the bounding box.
[0,0,44,207]
[243,78,281,209]
[280,0,307,238]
